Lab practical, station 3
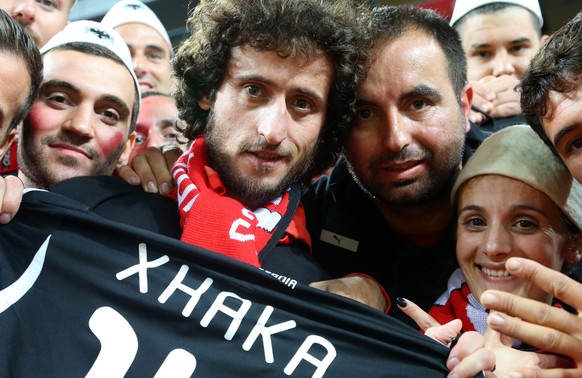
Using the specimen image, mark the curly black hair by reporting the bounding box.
[173,0,370,178]
[520,10,582,156]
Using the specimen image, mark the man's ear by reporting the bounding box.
[117,132,136,168]
[541,34,550,45]
[198,95,212,111]
[0,128,18,160]
[460,83,473,133]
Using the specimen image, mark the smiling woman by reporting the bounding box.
[430,124,582,337]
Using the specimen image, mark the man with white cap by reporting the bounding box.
[17,20,140,189]
[0,0,76,48]
[450,0,546,130]
[101,0,173,94]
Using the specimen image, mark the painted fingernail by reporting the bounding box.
[396,297,407,308]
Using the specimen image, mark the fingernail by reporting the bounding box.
[396,297,407,307]
[488,313,505,326]
[506,258,522,272]
[160,182,171,195]
[128,176,139,186]
[146,181,158,193]
[481,292,498,306]
[0,213,10,224]
[447,357,460,370]
[510,372,523,378]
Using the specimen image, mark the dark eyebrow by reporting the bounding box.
[553,124,577,147]
[402,84,442,102]
[41,79,77,92]
[458,204,482,214]
[102,94,131,119]
[509,37,532,45]
[355,84,443,108]
[470,37,532,51]
[239,74,325,105]
[145,44,167,54]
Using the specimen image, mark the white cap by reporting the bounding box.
[40,20,140,106]
[101,0,172,53]
[450,0,543,28]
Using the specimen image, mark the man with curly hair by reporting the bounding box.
[125,0,370,282]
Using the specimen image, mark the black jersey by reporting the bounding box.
[303,159,459,328]
[0,176,449,377]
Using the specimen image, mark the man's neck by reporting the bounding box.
[17,171,38,189]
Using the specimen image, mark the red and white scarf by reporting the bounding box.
[171,138,310,267]
[430,268,566,350]
[429,268,486,334]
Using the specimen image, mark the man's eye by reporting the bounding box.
[48,94,67,104]
[102,109,120,122]
[164,133,178,141]
[245,85,261,97]
[356,109,372,120]
[295,98,313,111]
[411,99,428,111]
[571,138,582,150]
[147,52,163,61]
[39,0,57,9]
[135,135,146,144]
[510,45,527,53]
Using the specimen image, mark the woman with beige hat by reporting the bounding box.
[429,124,582,337]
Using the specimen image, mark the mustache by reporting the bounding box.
[371,146,431,167]
[238,138,295,158]
[42,133,98,159]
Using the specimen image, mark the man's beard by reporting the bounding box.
[204,110,317,208]
[346,115,466,207]
[18,130,126,188]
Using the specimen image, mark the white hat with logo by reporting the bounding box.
[450,0,543,28]
[101,0,172,53]
[40,20,141,106]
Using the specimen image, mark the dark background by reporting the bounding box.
[70,0,582,49]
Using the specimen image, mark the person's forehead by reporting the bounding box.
[370,32,450,87]
[42,49,136,103]
[143,95,175,108]
[115,23,170,52]
[461,7,538,38]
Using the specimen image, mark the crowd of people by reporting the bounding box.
[0,0,581,376]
